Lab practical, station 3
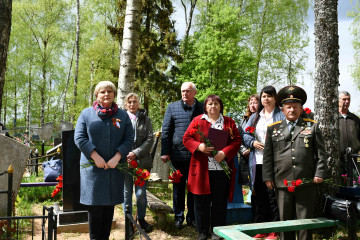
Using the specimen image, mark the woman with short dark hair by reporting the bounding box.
[183,94,241,240]
[243,86,284,240]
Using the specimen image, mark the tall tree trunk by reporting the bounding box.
[0,0,12,120]
[61,42,75,121]
[117,0,141,108]
[89,61,94,107]
[181,0,197,52]
[14,81,17,127]
[40,44,47,125]
[27,59,32,132]
[71,0,80,122]
[313,0,340,217]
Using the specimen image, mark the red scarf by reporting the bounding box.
[93,101,118,119]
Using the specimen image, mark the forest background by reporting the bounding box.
[1,0,360,132]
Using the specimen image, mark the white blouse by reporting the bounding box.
[200,114,228,171]
[254,109,274,164]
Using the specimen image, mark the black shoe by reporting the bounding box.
[138,218,153,233]
[197,232,208,240]
[211,232,221,240]
[186,218,197,227]
[174,219,183,229]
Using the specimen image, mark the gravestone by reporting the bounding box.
[60,120,73,132]
[58,130,87,225]
[0,135,30,216]
[151,138,170,181]
[39,122,54,141]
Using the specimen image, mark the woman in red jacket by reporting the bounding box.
[183,95,241,240]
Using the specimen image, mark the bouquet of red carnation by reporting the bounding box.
[82,159,150,186]
[51,175,63,197]
[284,178,340,192]
[167,161,183,183]
[190,125,231,178]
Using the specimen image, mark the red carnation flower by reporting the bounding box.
[130,160,138,168]
[283,179,288,187]
[139,180,146,187]
[304,108,311,114]
[295,179,302,187]
[287,186,295,192]
[134,179,141,186]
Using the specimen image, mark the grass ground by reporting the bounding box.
[11,172,360,240]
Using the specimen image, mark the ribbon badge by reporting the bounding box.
[112,118,121,129]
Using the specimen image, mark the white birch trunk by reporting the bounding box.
[314,0,340,182]
[117,0,141,108]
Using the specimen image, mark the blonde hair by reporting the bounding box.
[125,92,141,109]
[94,81,117,97]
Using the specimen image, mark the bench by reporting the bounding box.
[146,190,173,224]
[20,182,58,187]
[213,217,341,240]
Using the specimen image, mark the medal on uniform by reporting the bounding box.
[304,137,309,148]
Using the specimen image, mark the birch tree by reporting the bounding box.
[0,0,12,121]
[117,0,142,107]
[71,0,80,122]
[314,0,340,184]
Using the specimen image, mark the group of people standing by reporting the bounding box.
[73,80,360,240]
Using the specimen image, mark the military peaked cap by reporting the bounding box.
[277,85,307,106]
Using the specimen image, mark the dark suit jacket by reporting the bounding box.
[262,117,326,188]
[161,99,204,162]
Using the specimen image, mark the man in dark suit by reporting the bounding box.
[262,86,327,240]
[161,82,204,229]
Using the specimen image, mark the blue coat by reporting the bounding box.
[242,107,285,190]
[74,107,134,205]
[161,99,204,162]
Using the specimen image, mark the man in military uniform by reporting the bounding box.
[262,86,327,240]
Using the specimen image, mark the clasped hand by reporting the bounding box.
[91,150,121,169]
[197,143,226,163]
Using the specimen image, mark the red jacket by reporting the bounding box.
[183,115,241,202]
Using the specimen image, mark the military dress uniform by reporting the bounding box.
[262,86,327,240]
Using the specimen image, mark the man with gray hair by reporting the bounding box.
[339,91,360,173]
[161,82,204,229]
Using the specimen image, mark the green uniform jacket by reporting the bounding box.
[262,117,327,188]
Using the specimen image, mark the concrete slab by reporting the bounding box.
[0,134,30,216]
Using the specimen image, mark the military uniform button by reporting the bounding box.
[292,149,295,151]
[293,165,296,168]
[292,157,295,160]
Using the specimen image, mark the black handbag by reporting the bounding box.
[323,194,358,225]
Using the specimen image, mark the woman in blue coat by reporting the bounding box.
[74,81,134,240]
[242,86,284,240]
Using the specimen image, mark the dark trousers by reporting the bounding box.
[172,160,195,222]
[253,164,279,223]
[88,205,115,240]
[193,171,229,234]
[276,186,315,240]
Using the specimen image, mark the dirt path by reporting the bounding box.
[24,204,197,240]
